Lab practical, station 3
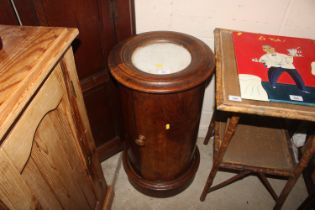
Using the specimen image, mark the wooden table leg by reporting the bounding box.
[298,194,315,210]
[274,134,315,210]
[200,114,240,201]
[204,111,216,145]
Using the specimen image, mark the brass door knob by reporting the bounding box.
[135,135,145,146]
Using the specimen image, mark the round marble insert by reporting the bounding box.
[131,42,192,75]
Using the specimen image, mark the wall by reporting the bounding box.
[134,0,315,137]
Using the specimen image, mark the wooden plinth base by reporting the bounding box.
[122,147,200,197]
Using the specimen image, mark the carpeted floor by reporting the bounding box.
[101,138,307,210]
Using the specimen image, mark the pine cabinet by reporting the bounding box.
[0,25,112,209]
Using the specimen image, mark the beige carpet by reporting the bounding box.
[101,138,307,210]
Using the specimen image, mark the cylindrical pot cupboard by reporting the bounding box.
[109,31,215,197]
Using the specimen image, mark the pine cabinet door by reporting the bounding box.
[0,65,99,210]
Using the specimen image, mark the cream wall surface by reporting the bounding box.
[134,0,315,137]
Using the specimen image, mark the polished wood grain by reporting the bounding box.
[11,0,39,25]
[2,67,63,172]
[4,0,136,157]
[0,25,78,141]
[0,199,9,210]
[0,25,111,210]
[109,31,215,196]
[109,31,215,93]
[0,0,19,25]
[120,85,203,196]
[0,0,134,159]
[60,49,108,201]
[0,150,38,209]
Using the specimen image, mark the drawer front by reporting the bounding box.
[0,65,96,210]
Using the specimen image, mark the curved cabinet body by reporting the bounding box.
[120,85,204,196]
[109,31,215,196]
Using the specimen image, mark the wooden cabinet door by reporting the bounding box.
[0,0,19,25]
[0,65,103,209]
[0,0,135,159]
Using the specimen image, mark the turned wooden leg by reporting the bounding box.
[204,111,216,145]
[200,115,240,201]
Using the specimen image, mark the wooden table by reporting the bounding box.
[200,28,315,210]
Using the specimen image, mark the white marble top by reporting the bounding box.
[131,42,191,75]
